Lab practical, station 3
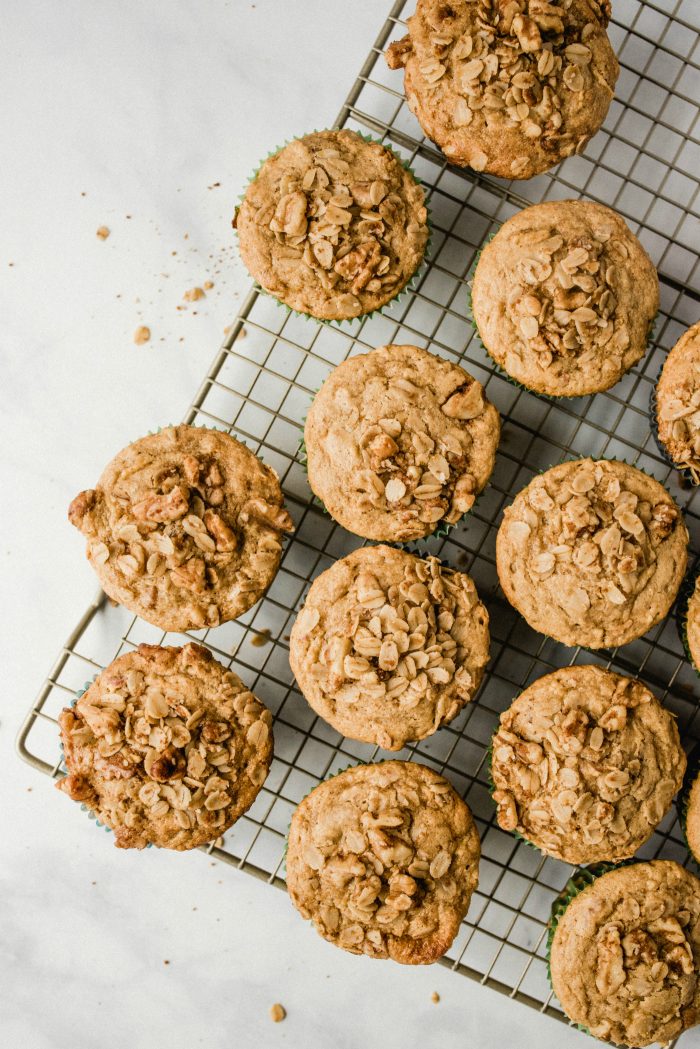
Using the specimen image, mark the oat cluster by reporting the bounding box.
[234,130,429,320]
[491,665,686,863]
[69,425,294,632]
[386,0,618,178]
[57,643,273,850]
[286,761,480,964]
[472,200,659,397]
[304,344,500,542]
[656,320,700,483]
[497,458,688,648]
[550,861,700,1048]
[290,546,490,750]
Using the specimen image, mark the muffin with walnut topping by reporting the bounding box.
[496,458,688,648]
[68,425,294,632]
[654,319,700,483]
[56,643,273,850]
[290,545,490,750]
[472,200,659,397]
[491,665,686,863]
[286,761,480,963]
[233,129,429,321]
[304,344,500,541]
[549,860,700,1047]
[385,0,618,179]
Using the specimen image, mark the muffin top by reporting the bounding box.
[496,458,688,648]
[304,344,500,541]
[233,130,429,321]
[56,643,273,850]
[550,860,700,1048]
[286,761,480,964]
[472,200,659,397]
[655,320,700,482]
[491,665,686,864]
[386,0,618,179]
[289,546,490,750]
[683,748,700,867]
[68,425,294,632]
[685,572,700,674]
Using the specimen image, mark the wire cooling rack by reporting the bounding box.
[17,0,700,1039]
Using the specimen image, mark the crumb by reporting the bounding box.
[171,250,178,256]
[236,328,247,341]
[96,226,110,240]
[126,214,132,219]
[133,325,151,345]
[81,191,86,196]
[208,182,221,189]
[164,960,170,966]
[270,1004,286,1023]
[184,286,205,302]
[214,836,224,848]
[283,634,290,642]
[26,786,32,791]
[9,262,14,267]
[184,233,190,239]
[251,628,271,648]
[203,280,214,290]
[91,880,96,885]
[431,992,440,1004]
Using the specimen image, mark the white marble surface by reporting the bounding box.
[0,3,594,1047]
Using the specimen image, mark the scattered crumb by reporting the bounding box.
[431,992,440,1004]
[208,181,221,189]
[26,786,32,791]
[164,960,170,966]
[81,191,86,196]
[96,226,110,240]
[251,628,271,648]
[184,286,205,302]
[236,328,247,341]
[133,325,151,345]
[9,261,15,267]
[214,836,224,848]
[270,1004,286,1023]
[126,214,132,219]
[203,280,214,290]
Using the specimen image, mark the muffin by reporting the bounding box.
[678,562,700,672]
[286,761,480,963]
[68,424,294,632]
[491,665,686,864]
[385,0,618,179]
[549,860,700,1047]
[56,643,273,849]
[304,343,500,541]
[471,200,659,397]
[679,745,700,867]
[654,320,700,483]
[289,546,490,750]
[233,129,429,321]
[496,458,688,648]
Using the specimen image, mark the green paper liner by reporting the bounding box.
[234,129,431,327]
[677,743,700,868]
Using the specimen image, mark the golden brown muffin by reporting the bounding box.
[655,320,700,482]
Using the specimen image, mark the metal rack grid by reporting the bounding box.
[17,0,700,1038]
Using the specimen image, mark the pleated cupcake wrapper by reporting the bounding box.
[58,676,115,837]
[234,130,432,328]
[648,362,700,489]
[676,742,700,869]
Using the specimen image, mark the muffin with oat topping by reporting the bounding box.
[385,0,618,179]
[290,546,490,750]
[68,425,294,633]
[491,665,685,864]
[233,129,429,321]
[496,458,688,649]
[472,200,659,397]
[549,860,700,1047]
[654,320,700,483]
[286,761,480,963]
[56,642,273,850]
[304,344,500,541]
[679,746,700,866]
[679,564,700,673]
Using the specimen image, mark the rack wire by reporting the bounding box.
[17,0,700,1038]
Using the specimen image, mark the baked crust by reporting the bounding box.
[496,458,688,648]
[68,425,294,632]
[472,200,659,397]
[56,643,273,850]
[289,545,490,750]
[385,0,618,179]
[686,764,700,866]
[286,761,480,964]
[234,130,428,320]
[491,665,686,863]
[655,320,700,482]
[550,860,700,1047]
[304,344,500,541]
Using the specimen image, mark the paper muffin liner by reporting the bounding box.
[234,130,432,328]
[649,361,700,488]
[57,677,114,837]
[677,743,700,868]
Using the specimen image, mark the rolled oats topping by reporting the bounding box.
[472,200,659,397]
[655,320,700,484]
[286,761,480,964]
[233,130,429,321]
[56,643,273,850]
[304,344,500,542]
[68,425,294,632]
[496,458,688,648]
[550,861,700,1047]
[290,545,490,750]
[385,0,618,179]
[491,665,685,863]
